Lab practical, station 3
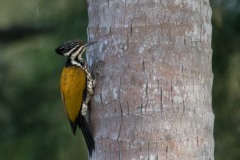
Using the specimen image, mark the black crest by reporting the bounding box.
[55,40,84,55]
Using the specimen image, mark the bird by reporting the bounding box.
[55,40,97,157]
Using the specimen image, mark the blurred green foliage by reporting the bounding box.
[0,0,89,160]
[0,0,239,160]
[211,0,240,160]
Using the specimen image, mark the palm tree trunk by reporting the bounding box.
[87,0,214,159]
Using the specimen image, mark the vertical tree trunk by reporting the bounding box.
[87,0,214,159]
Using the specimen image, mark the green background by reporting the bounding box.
[0,0,239,160]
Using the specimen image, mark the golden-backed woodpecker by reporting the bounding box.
[55,40,96,156]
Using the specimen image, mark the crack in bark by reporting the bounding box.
[142,60,145,72]
[165,144,168,158]
[130,24,133,35]
[148,141,150,160]
[117,101,123,160]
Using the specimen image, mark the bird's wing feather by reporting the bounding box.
[60,66,86,123]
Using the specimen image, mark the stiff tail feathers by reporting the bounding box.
[78,115,95,157]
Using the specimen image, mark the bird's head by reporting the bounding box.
[55,40,96,61]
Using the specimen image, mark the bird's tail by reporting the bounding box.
[78,115,95,157]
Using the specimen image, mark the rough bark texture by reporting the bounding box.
[87,0,214,159]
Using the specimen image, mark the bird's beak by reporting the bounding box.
[83,41,97,48]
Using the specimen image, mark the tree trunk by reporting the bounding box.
[87,0,214,159]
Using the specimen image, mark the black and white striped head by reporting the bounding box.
[55,40,96,62]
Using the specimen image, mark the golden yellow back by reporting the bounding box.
[60,66,86,122]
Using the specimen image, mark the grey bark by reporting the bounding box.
[87,0,214,159]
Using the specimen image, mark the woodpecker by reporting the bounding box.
[55,40,96,156]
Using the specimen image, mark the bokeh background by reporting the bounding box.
[0,0,239,160]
